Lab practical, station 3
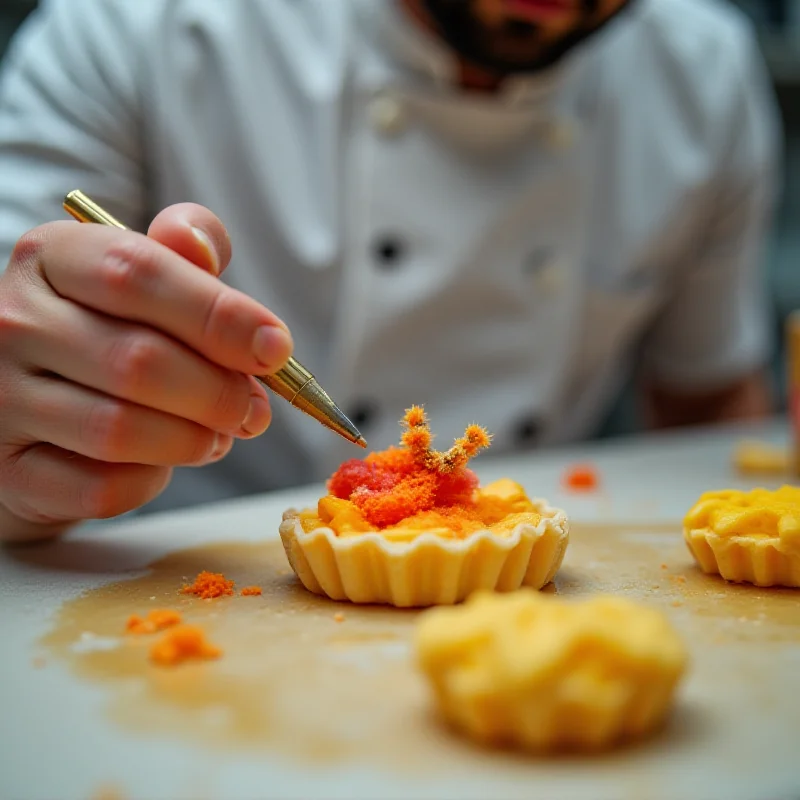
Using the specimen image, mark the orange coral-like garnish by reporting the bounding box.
[126,609,182,635]
[180,571,235,599]
[240,586,262,596]
[328,407,491,528]
[149,624,221,667]
[402,405,491,473]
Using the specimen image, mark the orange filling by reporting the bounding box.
[305,407,541,539]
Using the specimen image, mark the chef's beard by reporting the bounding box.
[420,0,636,76]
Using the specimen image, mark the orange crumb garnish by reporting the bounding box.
[327,406,491,528]
[334,612,345,623]
[671,601,683,608]
[91,785,126,800]
[149,624,222,666]
[240,586,262,596]
[660,563,668,570]
[562,464,599,491]
[181,571,234,599]
[126,609,182,635]
[670,575,687,584]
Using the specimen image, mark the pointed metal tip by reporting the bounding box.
[355,436,368,449]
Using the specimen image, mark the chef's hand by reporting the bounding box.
[0,204,293,543]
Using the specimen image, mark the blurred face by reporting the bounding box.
[413,0,634,74]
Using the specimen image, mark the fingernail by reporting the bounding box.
[239,393,272,437]
[210,434,233,461]
[252,325,292,371]
[191,226,220,276]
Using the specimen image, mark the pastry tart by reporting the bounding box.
[415,590,688,752]
[279,407,569,607]
[684,486,800,587]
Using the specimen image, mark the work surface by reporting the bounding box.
[1,420,798,800]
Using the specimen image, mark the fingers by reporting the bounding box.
[147,203,232,277]
[15,374,235,466]
[14,294,272,438]
[37,222,293,376]
[0,443,173,522]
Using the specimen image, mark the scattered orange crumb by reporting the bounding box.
[660,563,668,570]
[126,609,182,635]
[334,612,345,623]
[180,571,234,599]
[240,586,262,596]
[670,600,683,608]
[91,785,126,800]
[670,575,687,584]
[149,624,221,666]
[31,656,46,669]
[562,464,599,492]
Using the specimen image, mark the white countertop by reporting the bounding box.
[1,418,797,800]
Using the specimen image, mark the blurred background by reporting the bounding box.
[1,0,798,438]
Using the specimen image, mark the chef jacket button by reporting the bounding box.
[369,91,407,137]
[514,415,542,446]
[523,248,564,293]
[372,234,406,269]
[538,261,565,293]
[347,400,380,429]
[522,247,552,276]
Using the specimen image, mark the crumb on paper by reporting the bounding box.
[670,575,687,585]
[91,784,126,800]
[732,440,789,476]
[334,612,345,623]
[561,464,599,492]
[31,656,46,669]
[660,563,668,570]
[126,609,182,635]
[149,625,221,667]
[240,586,262,596]
[670,601,683,608]
[180,571,235,599]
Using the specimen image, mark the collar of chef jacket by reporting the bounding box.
[295,0,614,477]
[355,0,585,103]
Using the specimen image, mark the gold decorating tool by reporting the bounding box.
[63,190,367,448]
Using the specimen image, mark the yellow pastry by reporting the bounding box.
[279,407,569,607]
[683,486,800,587]
[415,590,688,752]
[732,440,789,476]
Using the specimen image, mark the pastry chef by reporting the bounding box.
[0,0,781,541]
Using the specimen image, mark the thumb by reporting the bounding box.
[147,202,232,277]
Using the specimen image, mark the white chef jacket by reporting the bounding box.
[0,0,780,512]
